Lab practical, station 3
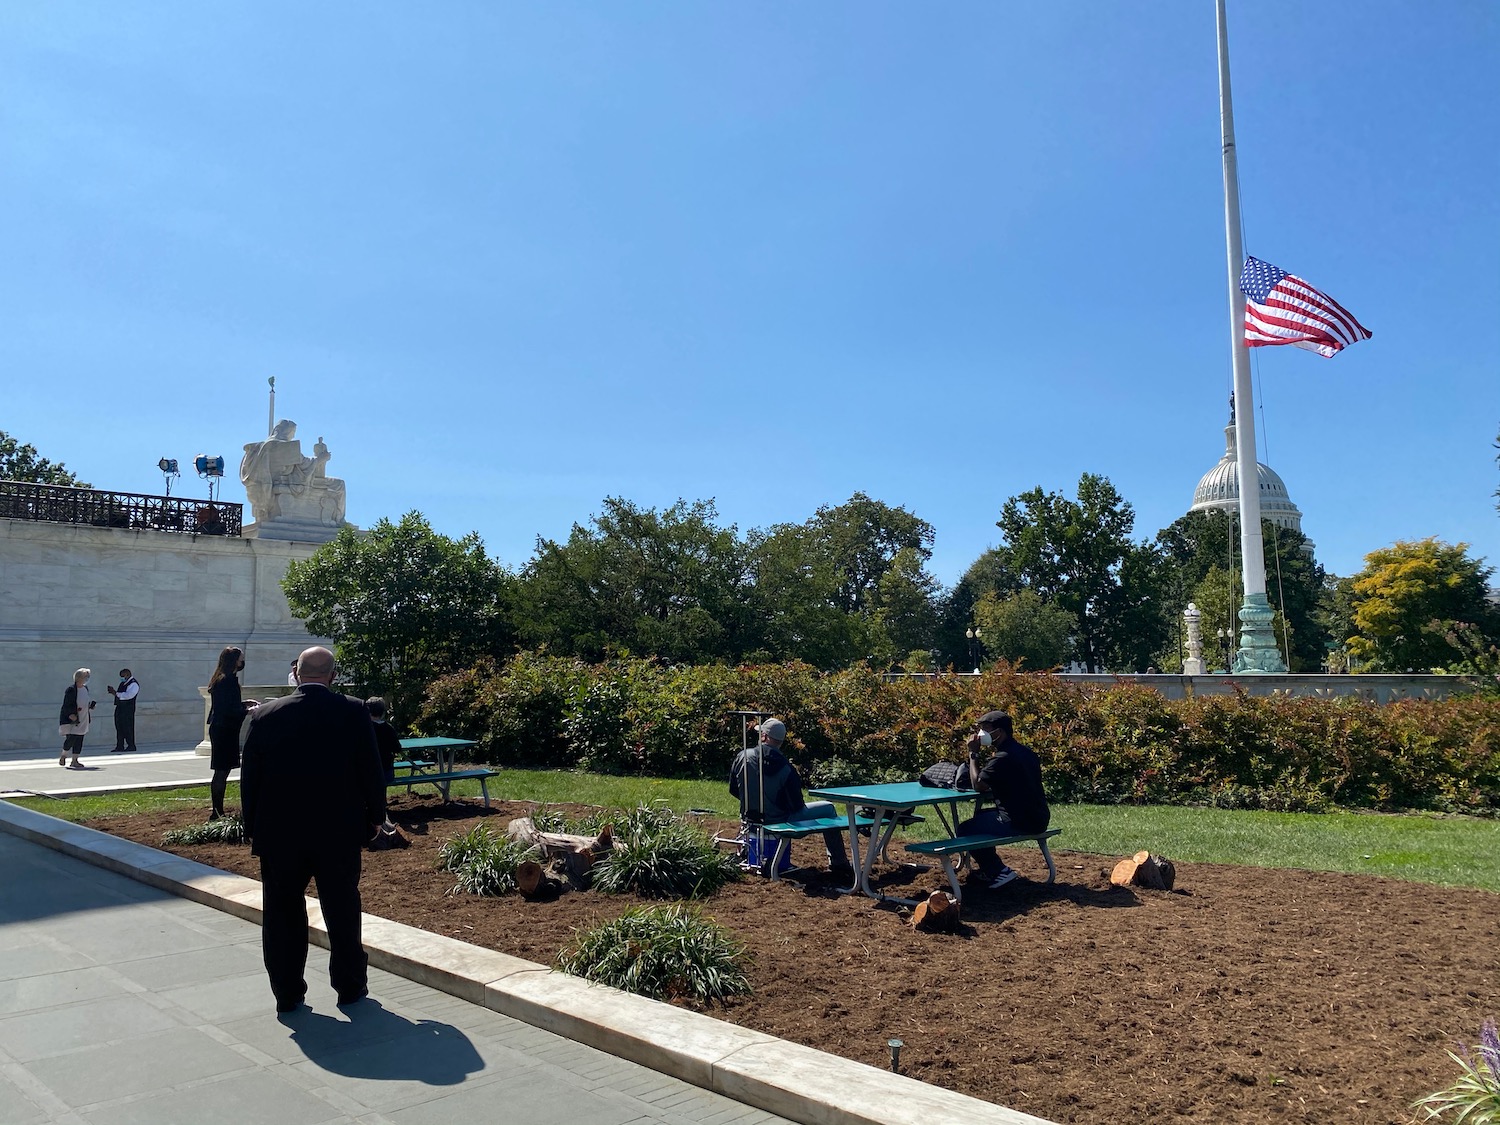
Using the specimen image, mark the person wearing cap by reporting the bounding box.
[729,718,851,875]
[958,711,1050,889]
[107,668,140,753]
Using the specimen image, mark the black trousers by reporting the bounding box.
[258,845,366,1005]
[113,702,136,751]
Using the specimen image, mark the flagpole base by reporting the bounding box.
[1232,593,1287,674]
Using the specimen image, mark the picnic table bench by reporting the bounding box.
[756,815,876,881]
[391,736,497,807]
[905,828,1062,901]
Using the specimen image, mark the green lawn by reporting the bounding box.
[8,770,1498,892]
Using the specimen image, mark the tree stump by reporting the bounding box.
[910,890,961,933]
[1110,850,1176,891]
[515,860,562,901]
[506,818,614,887]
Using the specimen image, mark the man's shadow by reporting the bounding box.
[277,1000,483,1085]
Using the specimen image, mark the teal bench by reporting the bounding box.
[757,815,876,881]
[904,828,1062,901]
[389,767,498,807]
[393,759,435,773]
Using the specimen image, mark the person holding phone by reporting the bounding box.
[58,668,96,769]
[959,710,1050,889]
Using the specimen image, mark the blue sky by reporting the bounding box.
[3,2,1496,586]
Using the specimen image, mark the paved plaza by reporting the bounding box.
[0,831,795,1125]
[0,750,230,801]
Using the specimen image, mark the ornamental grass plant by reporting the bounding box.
[1415,1019,1500,1123]
[436,824,539,896]
[162,815,244,845]
[555,904,751,1002]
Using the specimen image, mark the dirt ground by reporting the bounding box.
[86,794,1499,1125]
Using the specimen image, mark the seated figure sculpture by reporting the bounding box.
[240,420,347,531]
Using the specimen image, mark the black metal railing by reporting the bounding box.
[0,480,243,537]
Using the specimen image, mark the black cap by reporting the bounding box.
[977,711,1009,727]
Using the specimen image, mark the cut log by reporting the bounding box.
[910,890,961,932]
[507,818,613,886]
[1110,851,1177,891]
[515,860,544,897]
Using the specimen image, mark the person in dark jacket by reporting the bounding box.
[958,710,1050,889]
[241,646,386,1013]
[108,668,139,753]
[207,646,256,820]
[728,718,849,872]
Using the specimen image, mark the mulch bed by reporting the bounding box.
[84,794,1499,1125]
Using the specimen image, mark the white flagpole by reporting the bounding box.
[1216,0,1285,672]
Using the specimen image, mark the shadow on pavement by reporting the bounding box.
[278,999,484,1085]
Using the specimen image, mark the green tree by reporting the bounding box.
[0,431,89,487]
[935,547,1015,668]
[282,512,513,720]
[1346,538,1497,672]
[1108,541,1175,673]
[972,588,1076,671]
[994,473,1135,672]
[516,498,756,664]
[808,492,936,616]
[745,522,876,669]
[1155,510,1328,672]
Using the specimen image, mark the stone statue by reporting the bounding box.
[240,420,346,533]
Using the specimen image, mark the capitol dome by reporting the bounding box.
[1190,422,1305,535]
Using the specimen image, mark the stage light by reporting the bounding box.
[194,455,225,502]
[157,457,180,496]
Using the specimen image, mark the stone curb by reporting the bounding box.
[0,799,1056,1125]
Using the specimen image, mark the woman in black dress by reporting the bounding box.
[207,646,257,820]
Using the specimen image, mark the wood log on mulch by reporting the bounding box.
[910,890,961,932]
[1110,850,1177,891]
[506,817,614,887]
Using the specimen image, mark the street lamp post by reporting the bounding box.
[965,627,983,673]
[1217,628,1233,673]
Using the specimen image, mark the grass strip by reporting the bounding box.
[8,771,1498,892]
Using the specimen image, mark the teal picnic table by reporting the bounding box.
[807,781,978,905]
[396,736,483,803]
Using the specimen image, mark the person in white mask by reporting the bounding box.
[959,711,1050,889]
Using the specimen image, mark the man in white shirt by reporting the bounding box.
[107,669,140,753]
[287,660,299,687]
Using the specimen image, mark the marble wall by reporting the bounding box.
[0,518,329,752]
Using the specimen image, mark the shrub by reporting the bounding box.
[1413,1017,1500,1123]
[555,904,751,1002]
[162,816,244,846]
[417,651,1500,815]
[437,824,539,896]
[589,806,740,899]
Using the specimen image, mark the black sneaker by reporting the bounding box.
[988,867,1019,890]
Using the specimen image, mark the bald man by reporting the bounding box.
[241,646,387,1013]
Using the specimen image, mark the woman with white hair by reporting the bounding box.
[58,668,95,769]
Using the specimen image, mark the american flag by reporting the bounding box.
[1239,256,1371,358]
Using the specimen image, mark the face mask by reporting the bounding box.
[978,730,992,747]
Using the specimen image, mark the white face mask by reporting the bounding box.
[978,729,992,747]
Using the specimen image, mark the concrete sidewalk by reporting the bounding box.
[0,831,795,1125]
[0,750,228,800]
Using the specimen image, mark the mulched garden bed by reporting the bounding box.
[84,793,1499,1125]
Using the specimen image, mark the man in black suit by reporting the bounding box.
[241,646,386,1013]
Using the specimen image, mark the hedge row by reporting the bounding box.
[416,652,1500,815]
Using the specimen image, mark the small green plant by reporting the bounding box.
[564,804,739,899]
[555,904,751,1002]
[437,824,538,896]
[1414,1018,1500,1123]
[162,815,244,846]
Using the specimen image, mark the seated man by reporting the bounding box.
[959,710,1050,889]
[729,718,850,874]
